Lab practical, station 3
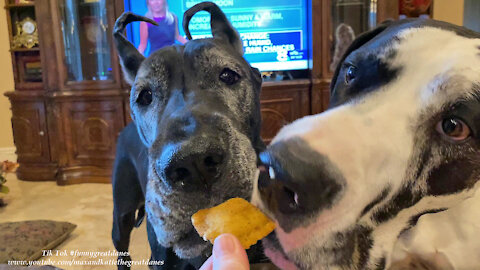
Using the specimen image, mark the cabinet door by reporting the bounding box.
[11,101,50,163]
[260,81,310,144]
[61,100,124,167]
[54,0,121,90]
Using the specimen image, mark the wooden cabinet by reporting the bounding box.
[10,100,50,163]
[52,96,126,185]
[260,80,310,144]
[5,93,57,180]
[61,100,124,167]
[4,0,398,184]
[4,0,127,184]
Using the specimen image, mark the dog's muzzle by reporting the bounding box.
[156,136,227,192]
[258,137,346,232]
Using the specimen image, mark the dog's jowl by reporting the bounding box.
[255,19,480,270]
[111,2,265,269]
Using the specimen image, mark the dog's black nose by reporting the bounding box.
[257,138,346,231]
[161,146,225,190]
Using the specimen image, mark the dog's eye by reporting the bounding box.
[137,89,153,106]
[436,118,471,141]
[219,68,240,85]
[345,66,357,84]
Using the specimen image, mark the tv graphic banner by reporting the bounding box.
[125,0,309,71]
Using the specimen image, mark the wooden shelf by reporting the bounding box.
[10,47,40,52]
[5,3,35,8]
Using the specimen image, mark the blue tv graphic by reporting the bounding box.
[242,31,306,65]
[187,9,303,32]
[124,0,309,71]
[182,0,303,9]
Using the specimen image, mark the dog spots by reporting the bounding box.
[421,97,480,196]
[427,159,478,195]
[375,257,386,270]
[407,208,448,227]
[371,185,422,225]
[354,226,374,269]
[412,146,432,181]
[360,186,391,218]
[395,208,448,240]
[330,54,401,107]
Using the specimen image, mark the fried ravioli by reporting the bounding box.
[192,198,276,249]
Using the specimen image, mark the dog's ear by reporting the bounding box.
[330,21,393,94]
[251,67,262,83]
[183,2,243,56]
[113,12,158,85]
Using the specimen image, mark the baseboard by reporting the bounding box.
[0,147,17,162]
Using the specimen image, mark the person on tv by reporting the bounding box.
[138,0,188,55]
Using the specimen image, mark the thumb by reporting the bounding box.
[212,234,250,270]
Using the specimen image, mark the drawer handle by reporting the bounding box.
[39,131,45,136]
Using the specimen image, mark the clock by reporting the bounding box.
[12,17,39,49]
[21,20,36,35]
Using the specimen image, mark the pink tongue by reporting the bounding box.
[264,246,299,270]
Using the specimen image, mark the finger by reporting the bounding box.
[212,234,249,270]
[199,255,213,270]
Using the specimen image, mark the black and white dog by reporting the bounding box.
[253,19,480,269]
[111,2,266,269]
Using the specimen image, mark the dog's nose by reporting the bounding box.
[258,138,346,218]
[161,146,225,190]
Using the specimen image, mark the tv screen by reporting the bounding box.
[123,0,310,72]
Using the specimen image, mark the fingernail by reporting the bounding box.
[214,234,236,257]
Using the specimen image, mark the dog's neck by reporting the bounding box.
[366,180,480,268]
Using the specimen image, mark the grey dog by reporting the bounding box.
[111,2,267,269]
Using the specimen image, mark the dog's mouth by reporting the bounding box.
[252,169,298,269]
[254,168,355,269]
[262,233,299,270]
[173,228,211,258]
[147,149,257,258]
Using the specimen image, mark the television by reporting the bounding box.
[123,0,311,72]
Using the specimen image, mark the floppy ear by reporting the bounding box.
[113,12,158,85]
[330,21,393,94]
[183,2,243,55]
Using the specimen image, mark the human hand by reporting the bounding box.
[200,234,250,270]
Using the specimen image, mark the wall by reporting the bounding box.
[433,0,465,25]
[0,2,15,154]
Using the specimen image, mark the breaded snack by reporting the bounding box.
[192,198,276,249]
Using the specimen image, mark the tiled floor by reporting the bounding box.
[1,177,150,269]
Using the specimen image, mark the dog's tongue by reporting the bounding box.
[263,239,299,270]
